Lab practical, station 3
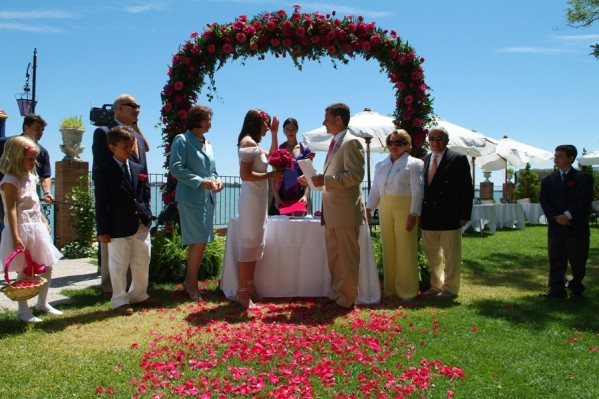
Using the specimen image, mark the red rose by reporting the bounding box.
[567,181,575,187]
[139,173,147,181]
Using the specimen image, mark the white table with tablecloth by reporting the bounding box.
[494,203,526,229]
[519,203,545,225]
[464,204,497,234]
[219,215,381,304]
[464,203,527,234]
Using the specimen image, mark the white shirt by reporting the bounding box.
[366,152,424,215]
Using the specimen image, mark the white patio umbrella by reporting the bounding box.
[476,136,553,184]
[302,108,394,191]
[475,137,529,171]
[430,117,495,158]
[498,137,553,166]
[578,148,599,166]
[428,117,496,187]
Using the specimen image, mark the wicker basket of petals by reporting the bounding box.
[1,248,47,301]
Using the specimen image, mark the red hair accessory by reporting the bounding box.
[259,110,268,121]
[25,145,34,153]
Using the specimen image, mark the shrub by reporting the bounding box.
[149,224,225,283]
[514,163,540,202]
[61,176,96,259]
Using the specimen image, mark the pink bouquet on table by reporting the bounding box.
[268,149,294,171]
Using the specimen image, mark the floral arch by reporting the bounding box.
[160,6,434,204]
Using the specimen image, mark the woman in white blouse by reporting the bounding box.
[366,129,424,301]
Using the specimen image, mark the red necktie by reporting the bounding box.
[428,154,438,185]
[326,139,336,162]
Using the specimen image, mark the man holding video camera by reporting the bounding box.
[92,94,149,299]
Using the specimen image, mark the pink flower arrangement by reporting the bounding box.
[159,6,434,221]
[268,149,294,171]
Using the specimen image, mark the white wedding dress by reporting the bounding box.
[237,146,269,262]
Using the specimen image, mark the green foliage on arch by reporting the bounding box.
[160,6,434,203]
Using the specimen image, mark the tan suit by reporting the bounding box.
[322,131,367,307]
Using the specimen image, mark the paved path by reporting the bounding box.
[0,257,99,312]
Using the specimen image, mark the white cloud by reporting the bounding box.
[300,2,393,19]
[0,10,75,20]
[124,4,169,13]
[0,22,64,33]
[498,33,599,55]
[498,46,575,55]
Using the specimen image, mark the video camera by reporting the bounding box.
[89,104,114,126]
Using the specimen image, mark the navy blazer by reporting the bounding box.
[421,149,474,230]
[539,168,593,238]
[91,120,147,181]
[95,158,152,238]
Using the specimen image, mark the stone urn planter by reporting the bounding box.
[483,170,492,182]
[59,115,85,161]
[60,127,85,161]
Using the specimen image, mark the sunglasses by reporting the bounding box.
[387,141,406,147]
[121,103,141,110]
[428,136,445,142]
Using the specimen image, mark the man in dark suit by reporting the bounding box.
[95,126,162,315]
[539,145,593,298]
[420,126,473,298]
[92,94,148,298]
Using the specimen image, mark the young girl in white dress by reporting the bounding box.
[0,136,63,322]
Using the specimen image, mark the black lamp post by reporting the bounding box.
[15,48,38,116]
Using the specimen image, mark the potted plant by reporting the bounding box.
[506,167,515,182]
[59,115,85,161]
[514,163,540,202]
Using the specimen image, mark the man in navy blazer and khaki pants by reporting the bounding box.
[539,145,593,298]
[421,126,473,298]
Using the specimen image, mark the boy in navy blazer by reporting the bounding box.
[95,126,162,315]
[539,145,593,298]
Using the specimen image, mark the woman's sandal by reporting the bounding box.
[235,287,256,309]
[183,281,204,302]
[247,280,263,302]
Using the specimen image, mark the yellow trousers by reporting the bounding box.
[380,196,419,299]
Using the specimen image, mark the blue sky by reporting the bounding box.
[1,0,598,188]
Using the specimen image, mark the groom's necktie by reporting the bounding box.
[326,139,336,162]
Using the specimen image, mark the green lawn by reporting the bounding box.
[0,224,597,398]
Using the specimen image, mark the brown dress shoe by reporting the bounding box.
[114,304,133,316]
[133,297,164,308]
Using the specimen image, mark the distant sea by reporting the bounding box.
[46,181,504,241]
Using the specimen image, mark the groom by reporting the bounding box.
[309,103,367,308]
